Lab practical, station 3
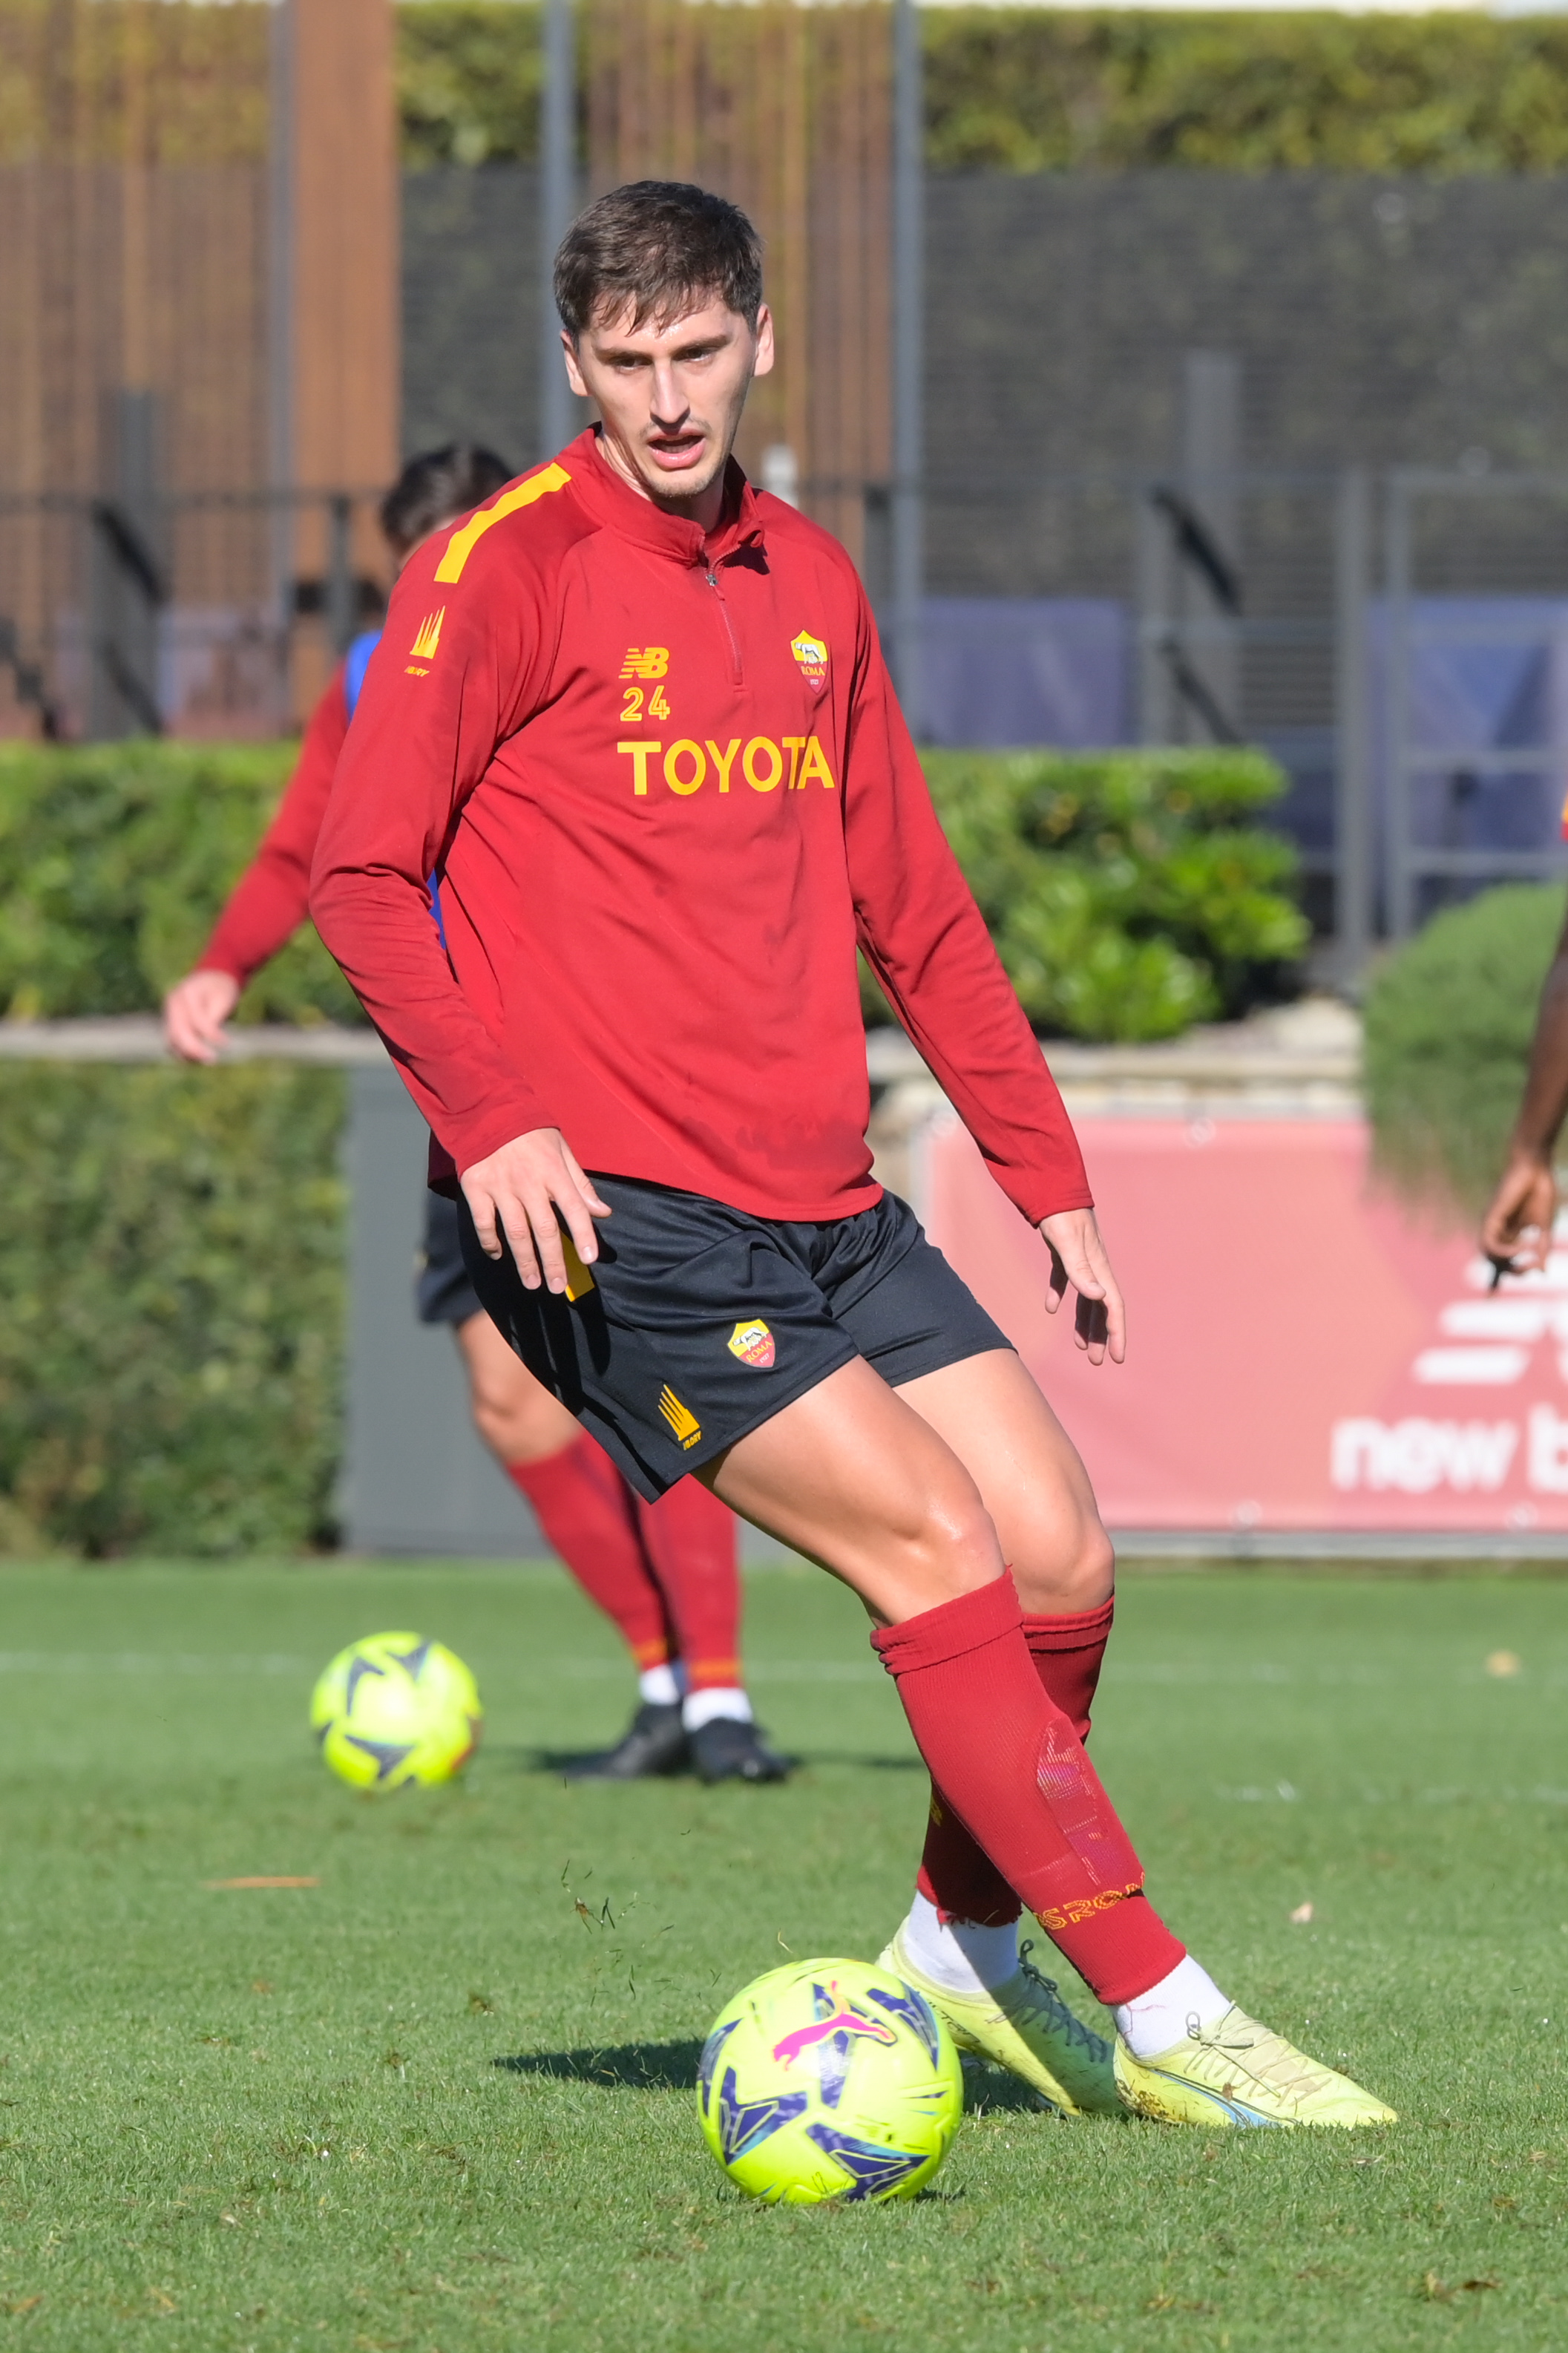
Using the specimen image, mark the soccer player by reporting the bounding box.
[163,442,782,1787]
[310,183,1394,2127]
[1479,900,1568,1276]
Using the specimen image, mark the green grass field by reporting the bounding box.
[0,1562,1564,2352]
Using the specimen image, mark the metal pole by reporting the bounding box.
[890,0,923,734]
[1386,471,1414,940]
[1333,468,1373,979]
[267,0,296,721]
[326,493,355,657]
[539,0,576,462]
[1132,491,1170,748]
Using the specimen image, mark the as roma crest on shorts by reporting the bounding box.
[790,632,829,695]
[727,1319,777,1369]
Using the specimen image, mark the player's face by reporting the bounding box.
[562,293,775,521]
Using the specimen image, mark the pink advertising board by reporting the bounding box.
[922,1113,1568,1536]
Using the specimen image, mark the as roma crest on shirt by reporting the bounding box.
[727,1319,777,1369]
[790,631,829,695]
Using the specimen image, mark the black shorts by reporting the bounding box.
[456,1176,1011,1502]
[415,1192,483,1327]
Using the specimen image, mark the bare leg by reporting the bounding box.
[454,1310,582,1465]
[700,1355,1003,1624]
[894,1349,1114,1614]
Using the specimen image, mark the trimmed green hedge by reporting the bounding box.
[0,741,360,1026]
[0,1063,344,1558]
[1364,884,1565,1222]
[913,746,1305,1041]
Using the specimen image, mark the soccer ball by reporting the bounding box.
[310,1631,482,1791]
[696,1957,963,2204]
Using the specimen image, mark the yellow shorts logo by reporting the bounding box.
[657,1384,701,1450]
[726,1319,776,1369]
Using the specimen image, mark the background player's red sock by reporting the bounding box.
[507,1436,674,1675]
[875,1575,1184,2007]
[633,1478,743,1696]
[914,1593,1118,1929]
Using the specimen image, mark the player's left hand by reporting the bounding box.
[1039,1208,1126,1367]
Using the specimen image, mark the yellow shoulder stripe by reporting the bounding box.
[434,463,571,584]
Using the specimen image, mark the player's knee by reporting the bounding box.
[1012,1511,1115,1611]
[896,1474,1005,1608]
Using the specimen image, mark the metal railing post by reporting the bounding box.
[539,0,576,464]
[1334,468,1373,976]
[890,0,924,735]
[1385,472,1414,940]
[325,493,355,657]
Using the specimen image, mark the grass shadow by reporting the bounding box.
[960,2055,1057,2116]
[484,1745,920,1778]
[494,2038,705,2091]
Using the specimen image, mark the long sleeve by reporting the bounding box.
[199,668,350,987]
[844,601,1092,1225]
[309,534,558,1171]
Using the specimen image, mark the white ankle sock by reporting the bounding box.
[682,1686,752,1732]
[1113,1955,1230,2059]
[637,1664,681,1707]
[898,1891,1020,1997]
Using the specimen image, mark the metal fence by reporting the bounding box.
[0,481,387,743]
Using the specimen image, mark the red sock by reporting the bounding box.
[916,1595,1118,1930]
[633,1479,743,1690]
[1025,1597,1115,1743]
[507,1436,673,1671]
[874,1576,1184,2007]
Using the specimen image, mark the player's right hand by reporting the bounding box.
[459,1128,611,1294]
[163,967,241,1064]
[1480,1151,1558,1277]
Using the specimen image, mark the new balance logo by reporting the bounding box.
[620,647,669,680]
[409,608,445,661]
[657,1384,701,1449]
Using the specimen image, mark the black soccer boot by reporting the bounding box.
[563,1701,689,1781]
[688,1715,792,1786]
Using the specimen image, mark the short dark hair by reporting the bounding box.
[554,180,764,339]
[380,442,514,554]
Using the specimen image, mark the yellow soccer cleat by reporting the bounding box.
[879,1928,1121,2118]
[1113,2006,1397,2130]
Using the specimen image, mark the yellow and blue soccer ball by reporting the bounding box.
[310,1631,482,1791]
[697,1957,963,2204]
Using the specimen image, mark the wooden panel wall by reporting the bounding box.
[0,0,272,726]
[583,0,890,566]
[286,0,401,709]
[0,0,400,732]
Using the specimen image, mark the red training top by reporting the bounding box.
[310,429,1092,1227]
[200,667,350,986]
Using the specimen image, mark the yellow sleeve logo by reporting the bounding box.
[409,608,445,661]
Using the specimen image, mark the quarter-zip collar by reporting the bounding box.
[570,428,767,571]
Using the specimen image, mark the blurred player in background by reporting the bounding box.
[163,442,784,1787]
[1480,895,1568,1275]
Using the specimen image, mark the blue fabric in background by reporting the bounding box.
[1370,597,1568,857]
[912,594,1568,868]
[916,598,1131,750]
